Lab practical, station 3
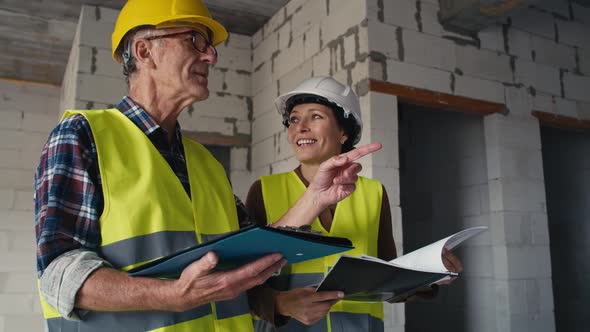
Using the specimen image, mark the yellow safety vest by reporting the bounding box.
[257,171,384,332]
[38,109,254,332]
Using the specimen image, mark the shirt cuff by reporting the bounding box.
[39,249,111,320]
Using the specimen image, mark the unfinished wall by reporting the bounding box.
[541,126,590,332]
[0,79,60,331]
[399,105,494,332]
[62,5,254,199]
[358,0,590,330]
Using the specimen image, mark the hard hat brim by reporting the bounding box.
[111,15,228,62]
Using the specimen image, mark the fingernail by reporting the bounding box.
[206,252,216,264]
[337,292,344,298]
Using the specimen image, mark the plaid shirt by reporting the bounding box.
[34,96,251,276]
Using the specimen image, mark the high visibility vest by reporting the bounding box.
[38,109,254,332]
[257,171,384,332]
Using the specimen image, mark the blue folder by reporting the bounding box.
[128,225,353,278]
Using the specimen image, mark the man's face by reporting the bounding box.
[144,25,217,103]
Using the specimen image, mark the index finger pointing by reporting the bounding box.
[342,143,382,162]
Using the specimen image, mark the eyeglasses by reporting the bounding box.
[145,30,217,58]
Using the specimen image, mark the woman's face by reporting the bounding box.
[287,103,347,165]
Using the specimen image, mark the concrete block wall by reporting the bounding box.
[63,5,255,198]
[250,0,372,180]
[358,0,589,331]
[0,79,61,331]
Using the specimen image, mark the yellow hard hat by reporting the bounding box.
[111,0,229,62]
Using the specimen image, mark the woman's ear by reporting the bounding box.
[340,134,348,145]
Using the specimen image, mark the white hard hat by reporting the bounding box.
[275,76,363,145]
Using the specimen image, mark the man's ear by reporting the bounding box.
[133,39,154,68]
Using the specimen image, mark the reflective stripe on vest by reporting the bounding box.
[39,109,253,331]
[259,171,384,332]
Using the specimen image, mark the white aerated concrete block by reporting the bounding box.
[279,62,313,97]
[578,102,590,120]
[79,6,117,49]
[251,137,275,170]
[321,0,366,45]
[76,73,127,105]
[12,191,34,211]
[382,0,417,30]
[403,29,456,71]
[420,0,445,36]
[456,45,513,83]
[235,120,250,135]
[291,0,327,40]
[0,130,24,150]
[262,8,288,40]
[531,35,576,70]
[2,314,45,332]
[0,251,33,273]
[252,82,277,119]
[368,21,400,60]
[0,81,60,115]
[252,109,283,144]
[0,295,35,315]
[454,74,505,104]
[343,33,356,68]
[535,94,578,118]
[386,59,453,93]
[285,0,306,18]
[191,94,250,120]
[0,111,23,130]
[0,210,33,231]
[225,33,251,50]
[479,25,505,53]
[224,71,251,96]
[273,36,305,80]
[485,114,542,151]
[0,272,36,294]
[514,59,561,96]
[564,72,590,103]
[215,46,251,72]
[511,8,556,40]
[230,148,249,172]
[489,178,546,213]
[580,47,590,76]
[507,28,533,61]
[557,20,590,49]
[252,62,273,96]
[573,3,590,24]
[78,46,122,78]
[312,47,332,77]
[487,145,544,181]
[253,34,278,70]
[277,19,291,52]
[0,151,21,170]
[304,24,321,59]
[22,113,58,134]
[535,0,571,18]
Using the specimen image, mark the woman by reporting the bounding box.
[246,76,397,331]
[248,77,462,331]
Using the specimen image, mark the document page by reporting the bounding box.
[388,226,488,273]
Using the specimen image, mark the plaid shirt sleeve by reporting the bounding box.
[34,114,103,277]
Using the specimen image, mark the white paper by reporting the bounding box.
[387,226,488,273]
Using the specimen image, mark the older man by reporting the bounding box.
[34,0,381,331]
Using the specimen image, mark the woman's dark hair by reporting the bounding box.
[284,94,360,153]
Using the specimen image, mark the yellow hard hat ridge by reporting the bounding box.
[111,0,228,62]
